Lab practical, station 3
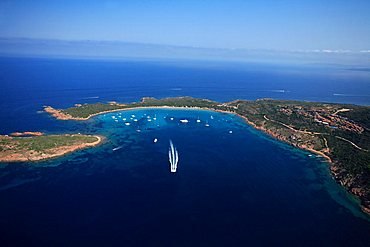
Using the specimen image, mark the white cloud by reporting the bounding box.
[292,49,353,54]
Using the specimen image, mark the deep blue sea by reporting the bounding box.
[0,57,370,246]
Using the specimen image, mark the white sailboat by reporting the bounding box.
[168,140,179,173]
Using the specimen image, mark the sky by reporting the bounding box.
[0,0,370,52]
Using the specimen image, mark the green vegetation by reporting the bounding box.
[62,103,127,118]
[138,97,224,109]
[339,106,370,129]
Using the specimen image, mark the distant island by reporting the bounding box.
[0,134,102,162]
[44,96,370,214]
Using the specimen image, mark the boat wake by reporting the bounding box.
[168,140,179,173]
[333,93,369,97]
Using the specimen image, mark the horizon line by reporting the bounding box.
[1,36,369,55]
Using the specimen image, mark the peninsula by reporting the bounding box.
[45,96,370,214]
[0,134,102,162]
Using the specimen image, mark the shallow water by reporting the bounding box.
[1,108,370,246]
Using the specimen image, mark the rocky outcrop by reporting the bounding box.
[44,106,75,120]
[10,131,44,137]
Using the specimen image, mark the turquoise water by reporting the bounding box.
[1,108,370,246]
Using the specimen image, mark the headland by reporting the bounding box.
[0,134,103,162]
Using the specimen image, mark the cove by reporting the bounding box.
[0,108,370,246]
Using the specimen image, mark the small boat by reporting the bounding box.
[196,119,201,123]
[133,119,138,122]
[229,130,233,134]
[153,138,158,143]
[170,117,174,120]
[112,146,123,151]
[180,119,189,123]
[125,122,130,126]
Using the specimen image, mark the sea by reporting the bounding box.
[0,57,370,246]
